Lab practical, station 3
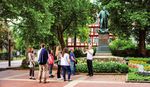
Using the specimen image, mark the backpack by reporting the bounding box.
[48,54,54,64]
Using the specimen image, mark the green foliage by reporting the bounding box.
[0,52,9,60]
[109,39,136,51]
[1,0,55,50]
[74,49,86,58]
[21,59,29,69]
[128,57,150,62]
[78,27,90,42]
[21,59,38,69]
[146,45,150,50]
[0,21,9,51]
[50,0,94,48]
[76,59,128,73]
[129,11,150,27]
[76,63,87,73]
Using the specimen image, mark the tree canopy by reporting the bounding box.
[1,0,94,51]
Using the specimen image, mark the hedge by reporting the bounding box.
[76,61,128,73]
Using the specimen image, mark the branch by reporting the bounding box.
[62,12,76,32]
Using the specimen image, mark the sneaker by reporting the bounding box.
[86,74,90,76]
[57,78,62,80]
[32,77,36,80]
[49,75,54,78]
[68,79,72,82]
[89,74,93,77]
[43,79,47,83]
[29,77,32,79]
[38,80,41,83]
[43,81,47,83]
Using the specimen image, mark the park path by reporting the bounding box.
[0,70,150,87]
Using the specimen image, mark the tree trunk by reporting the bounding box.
[58,32,65,50]
[57,24,65,50]
[138,29,146,56]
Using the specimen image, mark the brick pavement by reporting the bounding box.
[0,70,150,87]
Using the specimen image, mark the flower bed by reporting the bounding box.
[127,57,150,82]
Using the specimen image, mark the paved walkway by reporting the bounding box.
[0,70,150,87]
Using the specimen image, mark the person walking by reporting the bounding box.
[69,48,76,75]
[48,49,55,78]
[61,47,71,81]
[55,46,62,80]
[83,44,94,76]
[37,43,48,83]
[28,48,35,80]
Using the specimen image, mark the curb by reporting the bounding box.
[76,72,127,75]
[0,67,21,71]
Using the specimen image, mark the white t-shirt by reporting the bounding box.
[37,49,42,60]
[60,53,70,66]
[86,49,94,60]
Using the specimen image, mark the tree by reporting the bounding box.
[1,0,55,50]
[50,0,94,49]
[0,21,9,51]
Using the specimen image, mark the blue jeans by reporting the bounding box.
[62,66,71,80]
[49,64,53,75]
[70,61,75,75]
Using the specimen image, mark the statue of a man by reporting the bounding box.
[98,6,109,34]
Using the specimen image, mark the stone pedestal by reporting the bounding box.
[96,33,111,53]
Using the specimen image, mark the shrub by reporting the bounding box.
[128,57,150,61]
[129,60,147,65]
[109,39,138,57]
[74,49,86,58]
[0,52,9,60]
[109,39,136,51]
[21,59,38,69]
[76,59,128,73]
[144,66,150,71]
[21,59,29,69]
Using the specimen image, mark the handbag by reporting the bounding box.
[75,59,77,64]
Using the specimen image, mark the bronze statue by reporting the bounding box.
[98,6,109,34]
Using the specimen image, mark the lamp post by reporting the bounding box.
[8,34,11,67]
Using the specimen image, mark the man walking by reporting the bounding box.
[38,43,48,83]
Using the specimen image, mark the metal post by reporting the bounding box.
[8,35,11,67]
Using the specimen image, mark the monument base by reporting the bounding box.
[95,53,112,56]
[96,33,111,54]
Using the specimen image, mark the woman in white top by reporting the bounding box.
[83,44,94,76]
[60,47,71,81]
[55,46,62,79]
[28,48,35,79]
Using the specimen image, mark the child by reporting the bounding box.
[48,50,55,78]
